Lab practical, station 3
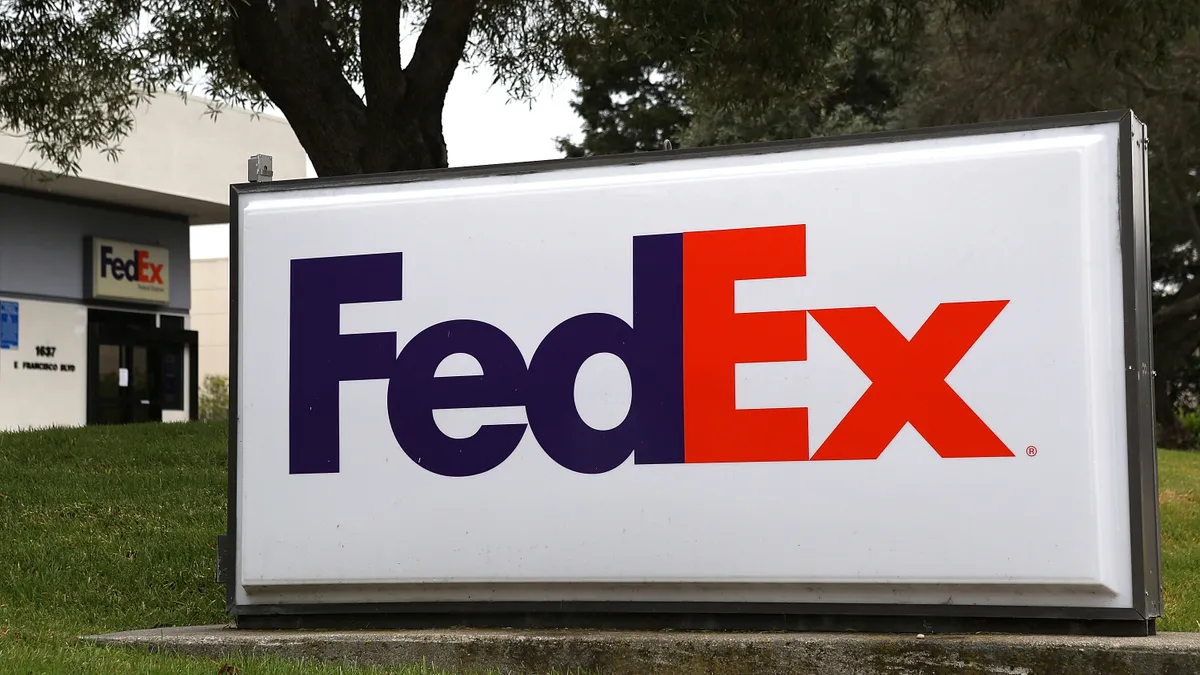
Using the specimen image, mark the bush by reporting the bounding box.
[1183,409,1200,450]
[199,374,229,422]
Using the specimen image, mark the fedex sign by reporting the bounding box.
[87,238,170,305]
[100,245,165,285]
[289,224,1014,477]
[233,114,1163,626]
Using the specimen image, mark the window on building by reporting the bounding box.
[159,315,184,331]
[161,345,184,411]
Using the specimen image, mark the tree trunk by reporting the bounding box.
[1152,306,1200,449]
[228,0,476,177]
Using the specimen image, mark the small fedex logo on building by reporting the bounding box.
[288,224,1014,477]
[100,245,165,285]
[87,238,170,305]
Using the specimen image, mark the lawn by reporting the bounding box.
[1160,446,1200,632]
[0,422,456,674]
[0,422,1197,673]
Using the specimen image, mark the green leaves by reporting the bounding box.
[0,0,592,175]
[0,0,151,174]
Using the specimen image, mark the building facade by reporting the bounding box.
[191,256,231,387]
[0,93,305,431]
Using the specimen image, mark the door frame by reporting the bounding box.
[86,321,199,425]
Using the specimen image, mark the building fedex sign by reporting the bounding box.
[88,238,170,305]
[290,224,1015,477]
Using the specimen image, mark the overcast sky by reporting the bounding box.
[190,55,582,260]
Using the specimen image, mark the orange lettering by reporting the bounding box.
[808,301,1012,460]
[682,225,809,463]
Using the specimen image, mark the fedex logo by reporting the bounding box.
[100,245,165,285]
[288,224,1014,477]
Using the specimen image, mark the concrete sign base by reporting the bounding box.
[83,626,1200,674]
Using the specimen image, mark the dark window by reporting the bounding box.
[162,345,184,410]
[96,344,123,424]
[159,315,185,331]
[90,309,155,330]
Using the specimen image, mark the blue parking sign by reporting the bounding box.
[1,301,18,350]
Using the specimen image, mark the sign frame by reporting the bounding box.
[223,110,1160,636]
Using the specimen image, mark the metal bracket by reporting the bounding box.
[247,154,274,183]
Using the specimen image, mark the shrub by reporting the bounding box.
[1183,409,1200,451]
[199,374,229,422]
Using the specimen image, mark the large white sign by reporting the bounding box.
[87,238,170,305]
[230,112,1159,630]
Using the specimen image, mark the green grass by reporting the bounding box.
[0,422,1197,672]
[0,422,463,674]
[1159,447,1200,632]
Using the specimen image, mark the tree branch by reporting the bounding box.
[1119,64,1200,105]
[229,0,366,175]
[405,0,480,103]
[1161,152,1200,250]
[361,0,404,106]
[1178,186,1200,250]
[360,0,405,171]
[1155,288,1200,326]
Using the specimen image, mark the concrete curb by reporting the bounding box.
[81,625,1200,674]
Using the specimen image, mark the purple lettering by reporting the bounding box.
[286,234,686,478]
[100,245,114,278]
[387,320,528,477]
[289,253,403,474]
[524,235,683,473]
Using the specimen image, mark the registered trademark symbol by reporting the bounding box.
[1026,445,1038,457]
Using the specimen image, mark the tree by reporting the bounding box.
[553,1,923,155]
[893,0,1200,445]
[0,0,979,176]
[556,0,1200,444]
[553,16,690,158]
[1,0,588,176]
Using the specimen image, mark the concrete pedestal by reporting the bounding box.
[83,625,1200,674]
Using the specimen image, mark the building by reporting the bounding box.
[0,93,306,432]
[191,255,231,388]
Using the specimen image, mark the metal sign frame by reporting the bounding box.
[223,110,1160,636]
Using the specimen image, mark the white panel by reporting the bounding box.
[236,123,1133,609]
[0,298,88,431]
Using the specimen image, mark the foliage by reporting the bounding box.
[553,15,690,157]
[679,46,905,148]
[0,0,594,176]
[892,0,1200,444]
[199,374,229,422]
[555,0,1200,439]
[553,1,923,155]
[1183,410,1200,451]
[0,0,1015,176]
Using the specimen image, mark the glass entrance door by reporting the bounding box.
[93,340,162,425]
[87,309,199,426]
[95,343,124,424]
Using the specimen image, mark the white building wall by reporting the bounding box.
[0,92,308,224]
[191,258,230,384]
[0,297,88,431]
